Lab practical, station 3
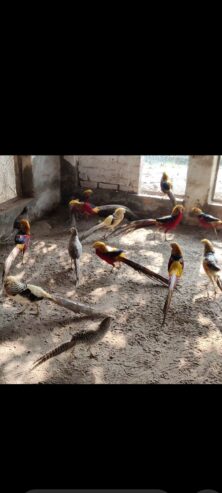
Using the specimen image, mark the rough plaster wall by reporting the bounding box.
[31,156,61,218]
[78,155,141,192]
[184,155,218,224]
[0,156,61,235]
[0,198,34,238]
[0,156,17,203]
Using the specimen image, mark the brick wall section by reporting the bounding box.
[77,156,141,192]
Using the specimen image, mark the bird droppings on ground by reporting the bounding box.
[1,211,222,384]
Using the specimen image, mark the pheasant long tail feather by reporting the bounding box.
[162,274,177,326]
[49,294,109,318]
[83,316,113,344]
[110,219,157,238]
[96,204,138,220]
[104,227,123,239]
[32,340,75,369]
[106,223,132,238]
[32,317,112,369]
[166,190,176,207]
[79,223,102,241]
[120,257,169,286]
[79,217,112,241]
[2,246,21,283]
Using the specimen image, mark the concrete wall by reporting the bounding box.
[0,155,61,237]
[0,156,17,202]
[184,155,220,224]
[30,155,61,219]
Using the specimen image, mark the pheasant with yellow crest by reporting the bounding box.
[160,171,176,207]
[162,242,184,326]
[2,219,31,284]
[201,239,222,296]
[109,205,184,241]
[79,208,126,242]
[92,241,169,286]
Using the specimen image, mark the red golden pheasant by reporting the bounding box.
[68,189,94,223]
[192,207,222,237]
[109,205,184,241]
[92,241,169,286]
[69,195,138,222]
[69,198,98,219]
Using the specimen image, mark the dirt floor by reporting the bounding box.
[1,207,222,384]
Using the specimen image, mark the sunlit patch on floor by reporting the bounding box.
[105,331,127,348]
[66,289,77,297]
[90,284,119,300]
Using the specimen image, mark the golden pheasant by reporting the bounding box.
[3,276,108,318]
[13,206,29,230]
[192,207,222,237]
[160,172,176,206]
[69,197,138,222]
[2,219,31,283]
[92,241,169,286]
[4,275,52,315]
[110,205,184,241]
[69,198,99,218]
[79,208,126,242]
[14,219,31,263]
[69,189,94,220]
[162,242,184,326]
[81,189,94,200]
[201,239,222,295]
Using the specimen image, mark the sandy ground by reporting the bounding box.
[1,207,222,384]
